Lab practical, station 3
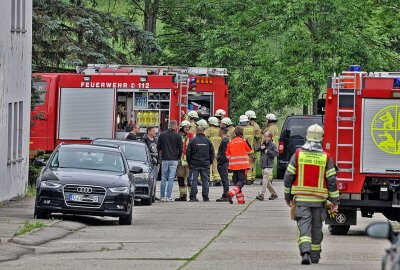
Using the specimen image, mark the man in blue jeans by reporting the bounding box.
[157,120,183,201]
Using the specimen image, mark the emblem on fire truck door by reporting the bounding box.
[371,105,400,154]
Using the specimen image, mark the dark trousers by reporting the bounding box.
[295,205,325,259]
[189,167,210,200]
[217,163,229,196]
[232,170,246,191]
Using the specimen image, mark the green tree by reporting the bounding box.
[33,0,160,71]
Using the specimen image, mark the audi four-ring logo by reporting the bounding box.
[77,187,92,193]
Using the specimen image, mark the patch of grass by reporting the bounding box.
[14,220,46,236]
[26,185,36,198]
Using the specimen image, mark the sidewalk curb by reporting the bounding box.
[9,220,86,246]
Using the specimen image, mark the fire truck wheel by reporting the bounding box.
[383,211,400,222]
[328,225,350,235]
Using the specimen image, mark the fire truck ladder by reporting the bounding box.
[175,74,189,123]
[332,72,363,181]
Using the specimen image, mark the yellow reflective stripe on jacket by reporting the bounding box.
[230,155,249,159]
[298,164,304,187]
[326,167,336,178]
[329,190,340,198]
[287,164,296,174]
[294,195,327,203]
[284,187,291,194]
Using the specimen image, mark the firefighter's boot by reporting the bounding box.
[227,186,240,204]
[256,194,264,201]
[310,250,320,264]
[216,194,228,202]
[301,252,311,265]
[236,192,245,204]
[175,195,187,201]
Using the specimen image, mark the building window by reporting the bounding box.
[7,103,12,163]
[7,101,24,165]
[11,0,26,33]
[18,102,23,158]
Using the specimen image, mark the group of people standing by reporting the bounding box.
[151,109,281,203]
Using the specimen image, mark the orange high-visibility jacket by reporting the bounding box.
[226,136,252,170]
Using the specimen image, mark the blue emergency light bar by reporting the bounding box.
[350,65,361,72]
[190,77,196,84]
[394,78,400,89]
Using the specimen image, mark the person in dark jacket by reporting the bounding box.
[186,126,214,202]
[255,130,279,201]
[216,127,230,202]
[157,120,183,202]
[143,127,159,180]
[126,124,141,140]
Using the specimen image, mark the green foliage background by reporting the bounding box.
[33,0,400,125]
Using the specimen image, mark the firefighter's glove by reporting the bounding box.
[326,201,338,219]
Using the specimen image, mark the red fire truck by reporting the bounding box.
[323,65,400,235]
[30,65,229,151]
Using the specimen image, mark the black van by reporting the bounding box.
[277,115,324,179]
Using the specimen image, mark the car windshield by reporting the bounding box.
[50,148,125,173]
[286,118,323,138]
[93,141,148,162]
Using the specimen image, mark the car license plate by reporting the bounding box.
[68,194,98,202]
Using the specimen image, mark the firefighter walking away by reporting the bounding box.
[283,124,339,265]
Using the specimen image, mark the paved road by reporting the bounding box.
[0,181,388,270]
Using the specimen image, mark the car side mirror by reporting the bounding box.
[317,98,326,115]
[33,158,47,167]
[129,166,144,174]
[366,222,394,241]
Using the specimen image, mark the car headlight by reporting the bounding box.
[40,181,62,189]
[109,187,130,194]
[133,173,150,179]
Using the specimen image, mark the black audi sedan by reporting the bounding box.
[91,139,158,206]
[34,144,135,225]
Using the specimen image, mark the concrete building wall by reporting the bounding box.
[0,0,32,201]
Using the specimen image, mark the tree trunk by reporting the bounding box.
[142,0,159,64]
[312,85,321,115]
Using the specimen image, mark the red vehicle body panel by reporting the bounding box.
[31,72,228,152]
[324,72,400,194]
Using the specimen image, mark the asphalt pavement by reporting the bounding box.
[0,180,389,270]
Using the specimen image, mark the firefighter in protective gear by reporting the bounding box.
[284,124,339,265]
[221,117,235,140]
[196,119,209,130]
[175,120,194,201]
[205,117,222,186]
[215,109,227,124]
[238,115,256,185]
[188,110,199,135]
[221,117,235,182]
[245,110,262,182]
[226,126,252,204]
[264,113,279,143]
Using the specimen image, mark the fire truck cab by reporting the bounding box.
[30,65,228,152]
[323,65,400,235]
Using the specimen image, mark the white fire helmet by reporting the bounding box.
[221,117,233,126]
[215,109,227,118]
[208,116,219,127]
[196,119,209,129]
[306,124,324,142]
[245,110,257,120]
[180,120,191,128]
[188,110,199,119]
[265,113,277,121]
[239,115,249,125]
